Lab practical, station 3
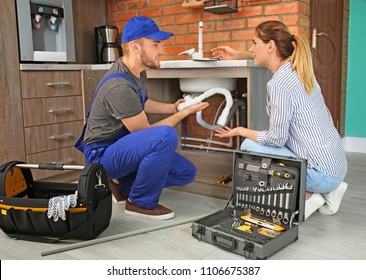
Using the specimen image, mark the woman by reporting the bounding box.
[212,21,348,220]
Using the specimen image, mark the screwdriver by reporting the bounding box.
[216,175,232,184]
[241,215,285,231]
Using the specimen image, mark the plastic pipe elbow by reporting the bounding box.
[217,106,231,127]
[177,95,200,111]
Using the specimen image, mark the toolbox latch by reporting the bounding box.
[195,225,206,241]
[243,240,254,259]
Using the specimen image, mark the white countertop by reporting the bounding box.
[20,59,255,71]
[160,59,255,68]
[19,63,113,71]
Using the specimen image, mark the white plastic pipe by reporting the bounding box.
[178,87,233,130]
[198,21,203,58]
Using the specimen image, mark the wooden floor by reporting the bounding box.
[1,151,365,260]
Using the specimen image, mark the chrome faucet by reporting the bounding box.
[178,21,204,59]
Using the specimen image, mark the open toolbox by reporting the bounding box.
[192,151,307,259]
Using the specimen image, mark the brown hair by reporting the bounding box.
[255,21,315,94]
[121,42,129,56]
[121,38,144,57]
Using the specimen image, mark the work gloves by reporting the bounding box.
[47,191,78,222]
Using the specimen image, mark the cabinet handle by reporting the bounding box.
[47,82,71,87]
[48,108,72,114]
[49,158,74,164]
[49,133,73,140]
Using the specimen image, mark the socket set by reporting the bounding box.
[192,151,306,259]
[233,155,300,229]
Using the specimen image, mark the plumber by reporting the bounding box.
[75,16,208,220]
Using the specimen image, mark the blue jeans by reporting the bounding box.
[84,126,196,208]
[241,139,342,193]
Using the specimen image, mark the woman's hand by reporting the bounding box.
[211,46,238,60]
[215,126,259,141]
[215,126,243,138]
[211,46,254,60]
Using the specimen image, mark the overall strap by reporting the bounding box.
[75,72,148,153]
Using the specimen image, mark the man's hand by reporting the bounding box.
[182,101,209,115]
[173,98,185,113]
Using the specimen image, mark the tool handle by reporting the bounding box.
[241,215,284,231]
[15,163,84,171]
[211,232,236,252]
[269,169,293,179]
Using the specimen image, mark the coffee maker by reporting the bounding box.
[95,25,122,63]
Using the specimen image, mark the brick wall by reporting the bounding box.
[106,0,310,61]
[105,0,310,151]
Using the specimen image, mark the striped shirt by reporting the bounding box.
[256,61,347,178]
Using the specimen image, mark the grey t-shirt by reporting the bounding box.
[82,59,147,145]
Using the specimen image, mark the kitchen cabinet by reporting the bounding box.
[72,0,107,64]
[0,0,108,181]
[147,61,272,131]
[14,66,109,180]
[146,61,272,197]
[20,70,86,179]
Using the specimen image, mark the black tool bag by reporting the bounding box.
[0,161,112,241]
[192,151,306,259]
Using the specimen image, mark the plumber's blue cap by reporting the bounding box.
[122,16,173,43]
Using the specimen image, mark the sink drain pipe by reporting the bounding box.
[178,87,233,130]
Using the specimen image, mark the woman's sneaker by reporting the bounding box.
[125,199,175,220]
[318,182,348,215]
[305,193,325,220]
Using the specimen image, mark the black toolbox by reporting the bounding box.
[0,161,112,241]
[192,151,306,259]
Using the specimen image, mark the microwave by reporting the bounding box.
[15,0,75,62]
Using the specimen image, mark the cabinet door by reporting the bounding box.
[81,69,107,121]
[22,96,83,127]
[20,71,82,99]
[72,0,106,64]
[24,120,84,154]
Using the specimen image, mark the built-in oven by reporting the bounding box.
[15,0,75,62]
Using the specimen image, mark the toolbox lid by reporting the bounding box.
[232,151,307,226]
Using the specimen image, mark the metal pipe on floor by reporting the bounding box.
[40,214,210,257]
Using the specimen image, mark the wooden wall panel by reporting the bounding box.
[72,0,107,64]
[0,0,26,162]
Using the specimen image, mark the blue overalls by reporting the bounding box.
[75,73,196,209]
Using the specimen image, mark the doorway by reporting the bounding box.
[310,0,348,135]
